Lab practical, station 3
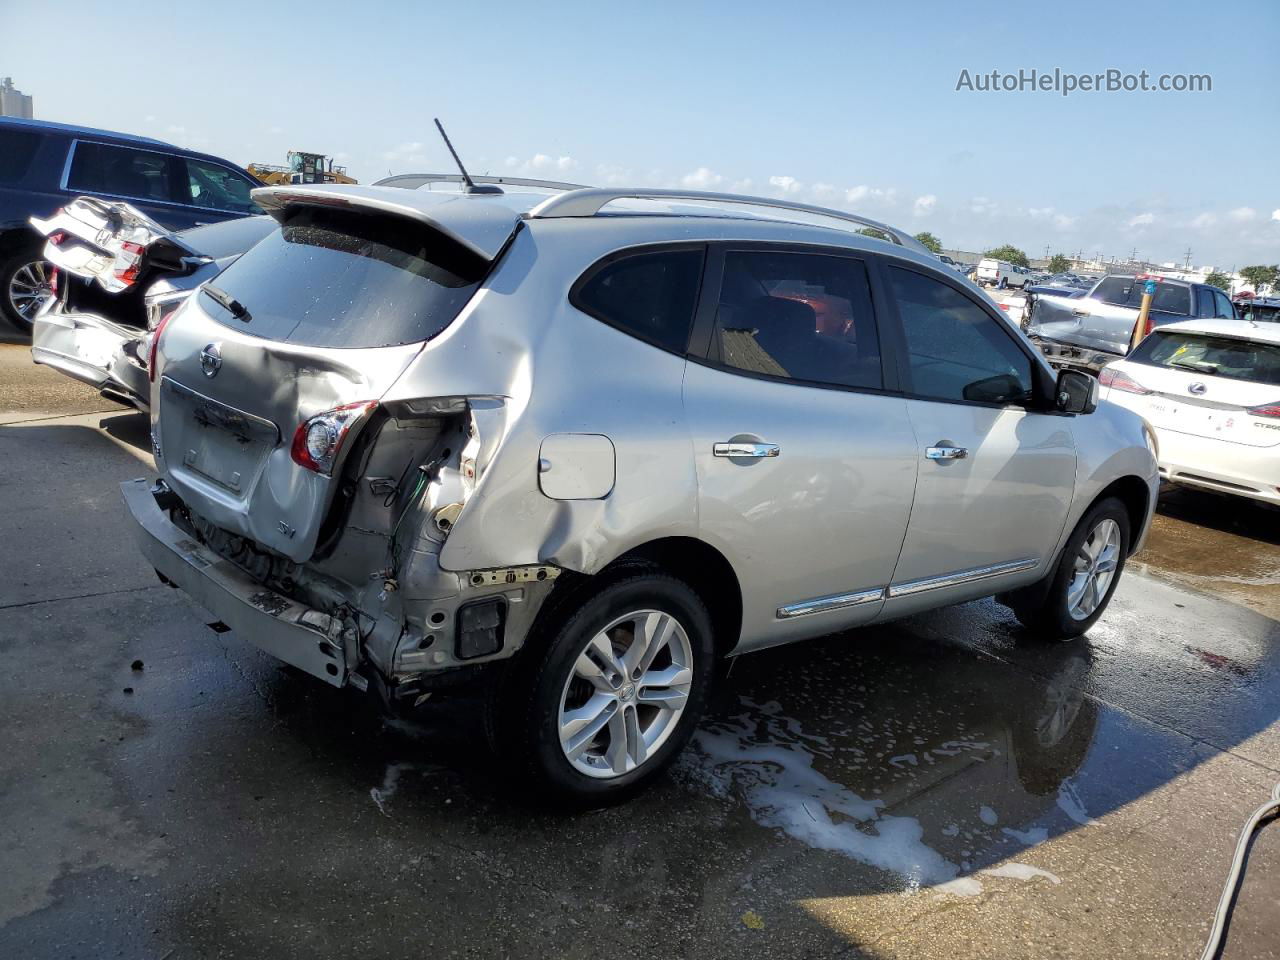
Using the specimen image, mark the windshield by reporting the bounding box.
[1129,330,1280,386]
[200,206,487,348]
[1092,277,1190,315]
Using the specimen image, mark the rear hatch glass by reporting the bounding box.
[199,205,488,348]
[1093,277,1190,315]
[1131,330,1280,386]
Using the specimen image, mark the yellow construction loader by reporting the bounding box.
[247,151,356,186]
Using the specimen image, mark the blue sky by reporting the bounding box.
[4,0,1276,267]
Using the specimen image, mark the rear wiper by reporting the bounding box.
[202,284,251,322]
[1169,360,1218,375]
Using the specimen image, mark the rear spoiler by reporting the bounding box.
[30,197,205,294]
[250,184,523,262]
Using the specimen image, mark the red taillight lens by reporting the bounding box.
[147,311,175,383]
[48,230,66,246]
[1099,366,1152,395]
[113,240,146,288]
[1247,403,1280,419]
[290,401,377,476]
[48,266,58,295]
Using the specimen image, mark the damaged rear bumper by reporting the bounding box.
[122,477,352,687]
[33,305,149,410]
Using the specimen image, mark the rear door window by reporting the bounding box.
[1130,330,1280,386]
[709,250,882,390]
[572,249,704,354]
[888,265,1033,405]
[1195,288,1216,318]
[67,141,177,203]
[1092,277,1191,315]
[0,129,42,183]
[199,205,487,348]
[183,157,261,214]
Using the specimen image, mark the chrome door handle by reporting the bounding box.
[714,442,780,458]
[925,445,968,461]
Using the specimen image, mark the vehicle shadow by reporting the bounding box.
[1156,485,1280,546]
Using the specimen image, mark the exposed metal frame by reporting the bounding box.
[526,188,932,254]
[373,173,589,192]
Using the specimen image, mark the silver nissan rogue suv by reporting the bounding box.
[124,178,1158,801]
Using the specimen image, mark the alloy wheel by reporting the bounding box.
[8,259,54,325]
[1066,518,1121,621]
[558,609,694,779]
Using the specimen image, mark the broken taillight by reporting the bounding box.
[1098,366,1152,395]
[1247,402,1280,419]
[290,401,378,476]
[113,240,146,288]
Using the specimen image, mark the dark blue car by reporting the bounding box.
[0,116,261,329]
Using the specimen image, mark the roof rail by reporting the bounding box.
[373,173,589,192]
[526,188,930,254]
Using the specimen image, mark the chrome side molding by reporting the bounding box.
[775,558,1040,620]
[887,558,1039,599]
[776,587,884,619]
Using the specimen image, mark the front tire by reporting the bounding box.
[493,569,714,804]
[1005,497,1130,638]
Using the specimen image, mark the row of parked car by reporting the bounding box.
[17,111,1267,803]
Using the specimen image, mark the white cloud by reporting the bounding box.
[383,141,428,167]
[970,196,997,216]
[810,182,839,201]
[1228,206,1257,222]
[1191,212,1216,229]
[913,194,937,216]
[769,175,803,194]
[505,153,577,176]
[1273,209,1280,222]
[681,167,723,190]
[595,163,631,186]
[846,185,897,207]
[1126,212,1154,228]
[1027,206,1077,230]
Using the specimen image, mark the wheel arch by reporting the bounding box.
[537,536,743,660]
[1090,475,1151,556]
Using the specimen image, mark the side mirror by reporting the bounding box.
[1056,369,1098,414]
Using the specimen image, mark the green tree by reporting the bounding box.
[913,231,942,254]
[857,227,891,241]
[984,244,1029,268]
[1204,271,1232,291]
[1047,253,1071,274]
[1239,264,1280,293]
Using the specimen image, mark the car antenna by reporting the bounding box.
[434,119,503,194]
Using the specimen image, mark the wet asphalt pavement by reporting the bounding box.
[1,339,1277,959]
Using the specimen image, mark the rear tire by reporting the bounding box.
[1,243,54,332]
[1005,497,1130,639]
[490,568,715,805]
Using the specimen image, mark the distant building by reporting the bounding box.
[0,77,33,118]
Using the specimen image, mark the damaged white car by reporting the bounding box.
[124,180,1158,801]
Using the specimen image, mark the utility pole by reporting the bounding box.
[1183,247,1192,271]
[1043,244,1050,259]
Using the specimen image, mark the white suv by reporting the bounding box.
[123,181,1158,801]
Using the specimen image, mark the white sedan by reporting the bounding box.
[1100,318,1280,504]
